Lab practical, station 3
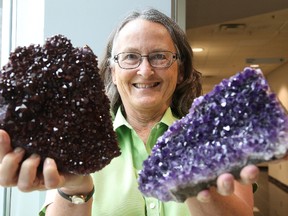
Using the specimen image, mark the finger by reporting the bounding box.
[0,147,25,186]
[43,157,64,189]
[0,129,12,161]
[240,164,259,184]
[216,173,234,196]
[17,154,41,192]
[196,189,212,203]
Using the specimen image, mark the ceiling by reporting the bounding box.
[185,0,288,93]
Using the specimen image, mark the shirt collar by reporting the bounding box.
[113,107,178,130]
[113,107,132,130]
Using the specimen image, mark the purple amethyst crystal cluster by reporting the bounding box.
[0,35,120,175]
[138,67,288,202]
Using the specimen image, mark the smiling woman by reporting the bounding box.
[109,19,181,125]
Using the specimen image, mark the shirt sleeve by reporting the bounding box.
[39,189,57,216]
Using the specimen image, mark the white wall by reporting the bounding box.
[43,0,172,57]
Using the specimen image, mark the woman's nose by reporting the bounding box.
[137,58,154,78]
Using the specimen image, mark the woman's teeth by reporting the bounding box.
[134,83,159,88]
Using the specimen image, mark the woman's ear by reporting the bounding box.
[111,67,117,84]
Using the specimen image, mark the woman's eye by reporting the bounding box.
[152,54,166,60]
[124,54,139,60]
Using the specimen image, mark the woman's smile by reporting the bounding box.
[133,82,160,89]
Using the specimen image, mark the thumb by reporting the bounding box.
[0,129,12,162]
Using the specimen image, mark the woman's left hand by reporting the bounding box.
[196,164,259,202]
[185,164,259,216]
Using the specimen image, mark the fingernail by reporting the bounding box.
[199,194,211,203]
[30,153,40,159]
[44,157,54,165]
[197,190,211,203]
[248,175,258,183]
[223,180,232,189]
[14,147,24,154]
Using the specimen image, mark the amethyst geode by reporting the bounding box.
[138,67,288,202]
[0,35,120,175]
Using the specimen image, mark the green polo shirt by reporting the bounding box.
[40,107,190,216]
[91,107,190,216]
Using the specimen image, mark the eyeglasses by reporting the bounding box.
[113,51,179,69]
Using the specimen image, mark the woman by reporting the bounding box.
[0,8,258,216]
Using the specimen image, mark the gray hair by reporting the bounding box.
[99,8,202,117]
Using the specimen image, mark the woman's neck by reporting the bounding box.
[123,105,167,144]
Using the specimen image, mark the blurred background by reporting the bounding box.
[186,0,288,96]
[185,2,288,215]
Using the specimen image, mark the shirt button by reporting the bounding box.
[149,202,156,209]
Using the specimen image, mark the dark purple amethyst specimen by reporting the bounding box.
[0,35,120,175]
[138,68,288,202]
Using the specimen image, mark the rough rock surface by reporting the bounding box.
[138,67,288,202]
[0,35,120,175]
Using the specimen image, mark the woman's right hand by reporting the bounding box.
[0,129,93,193]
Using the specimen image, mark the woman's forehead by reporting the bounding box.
[113,19,175,52]
[119,19,168,36]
